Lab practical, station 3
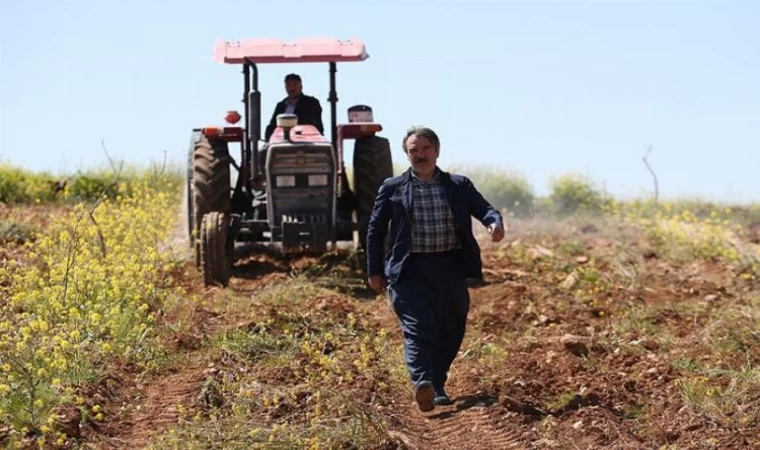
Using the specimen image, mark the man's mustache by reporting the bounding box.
[414,158,429,163]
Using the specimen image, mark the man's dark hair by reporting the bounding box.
[284,73,302,82]
[402,126,440,153]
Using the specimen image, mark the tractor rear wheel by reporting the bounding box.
[200,211,232,286]
[191,135,231,266]
[353,135,393,250]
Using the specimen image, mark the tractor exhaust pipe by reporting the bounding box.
[244,58,261,180]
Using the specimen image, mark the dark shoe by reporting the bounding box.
[415,381,435,412]
[434,387,453,406]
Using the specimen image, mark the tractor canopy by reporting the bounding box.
[212,37,369,64]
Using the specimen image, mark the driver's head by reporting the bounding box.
[284,73,303,98]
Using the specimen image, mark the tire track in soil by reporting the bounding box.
[91,254,278,448]
[390,401,525,450]
[93,238,530,449]
[360,260,531,449]
[96,362,207,449]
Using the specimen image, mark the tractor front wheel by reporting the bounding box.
[191,135,231,266]
[200,211,232,286]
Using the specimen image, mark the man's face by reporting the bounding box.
[285,80,302,98]
[405,135,439,175]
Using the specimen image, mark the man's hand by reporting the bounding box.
[487,222,506,242]
[368,275,386,294]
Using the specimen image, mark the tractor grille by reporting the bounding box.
[271,153,333,173]
[265,142,336,229]
[281,214,329,224]
[270,189,331,226]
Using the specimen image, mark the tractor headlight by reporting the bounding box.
[276,175,296,187]
[308,174,329,186]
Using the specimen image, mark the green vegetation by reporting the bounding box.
[0,221,35,245]
[547,172,607,214]
[0,164,182,447]
[448,164,535,216]
[0,161,183,205]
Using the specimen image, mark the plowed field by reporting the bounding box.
[3,200,759,450]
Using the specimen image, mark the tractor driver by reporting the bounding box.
[264,73,325,141]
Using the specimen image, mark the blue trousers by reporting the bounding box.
[388,250,470,390]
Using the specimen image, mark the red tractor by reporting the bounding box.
[186,37,393,286]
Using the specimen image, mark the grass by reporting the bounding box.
[670,293,760,428]
[0,221,35,245]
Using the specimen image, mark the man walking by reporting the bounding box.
[366,126,505,412]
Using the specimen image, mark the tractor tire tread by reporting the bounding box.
[191,136,231,265]
[353,135,393,249]
[200,211,231,286]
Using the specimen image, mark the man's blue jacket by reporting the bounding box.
[366,167,503,284]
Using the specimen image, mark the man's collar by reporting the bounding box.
[410,166,441,183]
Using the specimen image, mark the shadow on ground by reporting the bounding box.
[428,393,500,420]
[228,243,377,299]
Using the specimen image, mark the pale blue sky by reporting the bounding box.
[1,0,758,201]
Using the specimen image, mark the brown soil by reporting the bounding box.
[99,246,759,449]
[6,208,760,450]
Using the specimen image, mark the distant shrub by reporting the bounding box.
[548,173,605,214]
[448,164,535,216]
[0,162,182,205]
[0,164,58,204]
[67,172,120,201]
